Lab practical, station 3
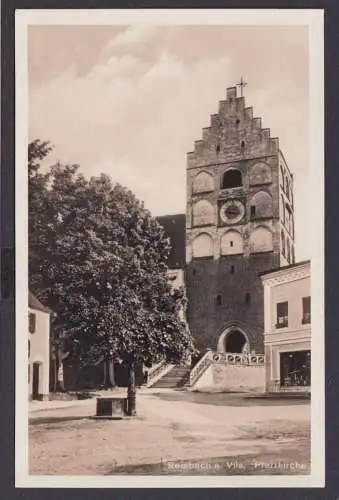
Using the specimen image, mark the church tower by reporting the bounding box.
[185,84,295,354]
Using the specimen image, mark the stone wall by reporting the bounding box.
[185,251,279,352]
[192,362,265,392]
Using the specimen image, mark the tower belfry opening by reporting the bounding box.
[222,169,242,189]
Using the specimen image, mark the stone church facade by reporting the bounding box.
[162,85,296,356]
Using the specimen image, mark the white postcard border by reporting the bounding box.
[15,8,324,488]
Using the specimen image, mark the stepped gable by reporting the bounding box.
[156,213,186,269]
[187,86,279,169]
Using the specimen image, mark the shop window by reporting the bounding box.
[280,350,311,387]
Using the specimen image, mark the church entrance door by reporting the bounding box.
[224,329,247,353]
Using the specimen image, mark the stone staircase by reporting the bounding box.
[150,366,191,389]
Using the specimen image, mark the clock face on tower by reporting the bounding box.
[220,199,245,224]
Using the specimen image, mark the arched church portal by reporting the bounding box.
[217,327,248,353]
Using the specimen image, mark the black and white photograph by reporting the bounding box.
[15,9,324,487]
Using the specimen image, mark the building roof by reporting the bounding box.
[156,214,186,269]
[29,291,53,314]
[259,260,310,279]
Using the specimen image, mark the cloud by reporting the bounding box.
[30,49,232,213]
[107,25,161,48]
[29,25,310,260]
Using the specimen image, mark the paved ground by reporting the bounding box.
[29,389,310,476]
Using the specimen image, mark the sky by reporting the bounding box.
[28,24,310,261]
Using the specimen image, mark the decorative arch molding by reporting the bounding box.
[280,195,285,222]
[250,162,272,185]
[192,199,214,227]
[192,232,214,259]
[280,165,285,190]
[221,167,242,189]
[217,325,250,353]
[249,190,273,219]
[220,230,244,256]
[286,238,291,264]
[281,229,286,257]
[250,225,273,253]
[192,171,214,194]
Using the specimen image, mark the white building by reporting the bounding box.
[28,292,52,400]
[260,261,311,393]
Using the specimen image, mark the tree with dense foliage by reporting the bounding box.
[28,140,195,413]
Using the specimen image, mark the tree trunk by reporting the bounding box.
[103,359,116,388]
[103,360,107,386]
[108,359,115,387]
[127,362,136,416]
[57,359,65,392]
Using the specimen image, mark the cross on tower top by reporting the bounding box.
[236,76,247,97]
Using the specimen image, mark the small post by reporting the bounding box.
[127,361,136,416]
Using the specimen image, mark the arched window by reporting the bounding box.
[249,191,273,219]
[284,206,289,227]
[220,230,244,256]
[192,200,214,227]
[281,229,286,257]
[280,166,285,191]
[192,171,214,194]
[287,239,291,263]
[280,196,285,223]
[240,141,245,154]
[222,168,242,189]
[192,233,213,259]
[250,162,272,185]
[250,227,273,253]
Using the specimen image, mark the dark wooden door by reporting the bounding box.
[32,363,40,399]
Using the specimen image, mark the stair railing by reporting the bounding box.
[188,350,213,388]
[147,360,174,388]
[212,352,265,365]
